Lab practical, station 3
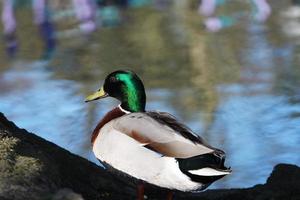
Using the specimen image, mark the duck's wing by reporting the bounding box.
[146,111,210,145]
[113,111,215,159]
[145,112,231,179]
[112,111,231,184]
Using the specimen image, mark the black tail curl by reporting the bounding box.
[176,150,231,185]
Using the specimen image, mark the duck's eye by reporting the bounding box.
[110,77,117,82]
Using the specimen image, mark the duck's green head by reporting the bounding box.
[85,70,146,113]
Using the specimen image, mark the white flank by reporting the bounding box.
[188,168,231,176]
[93,121,204,191]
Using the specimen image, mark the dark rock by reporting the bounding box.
[0,113,135,200]
[0,112,299,200]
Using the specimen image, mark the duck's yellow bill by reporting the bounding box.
[85,87,108,102]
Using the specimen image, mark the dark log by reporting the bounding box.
[0,113,299,200]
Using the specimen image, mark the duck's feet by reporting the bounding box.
[166,191,173,200]
[137,183,145,200]
[137,184,173,200]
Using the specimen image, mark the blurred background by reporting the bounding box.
[0,0,299,189]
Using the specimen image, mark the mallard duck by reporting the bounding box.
[85,70,231,200]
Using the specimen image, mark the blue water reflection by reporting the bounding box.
[0,1,300,190]
[0,61,88,156]
[208,95,300,188]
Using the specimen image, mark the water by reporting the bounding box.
[0,1,299,189]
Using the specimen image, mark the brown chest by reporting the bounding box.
[91,107,126,144]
